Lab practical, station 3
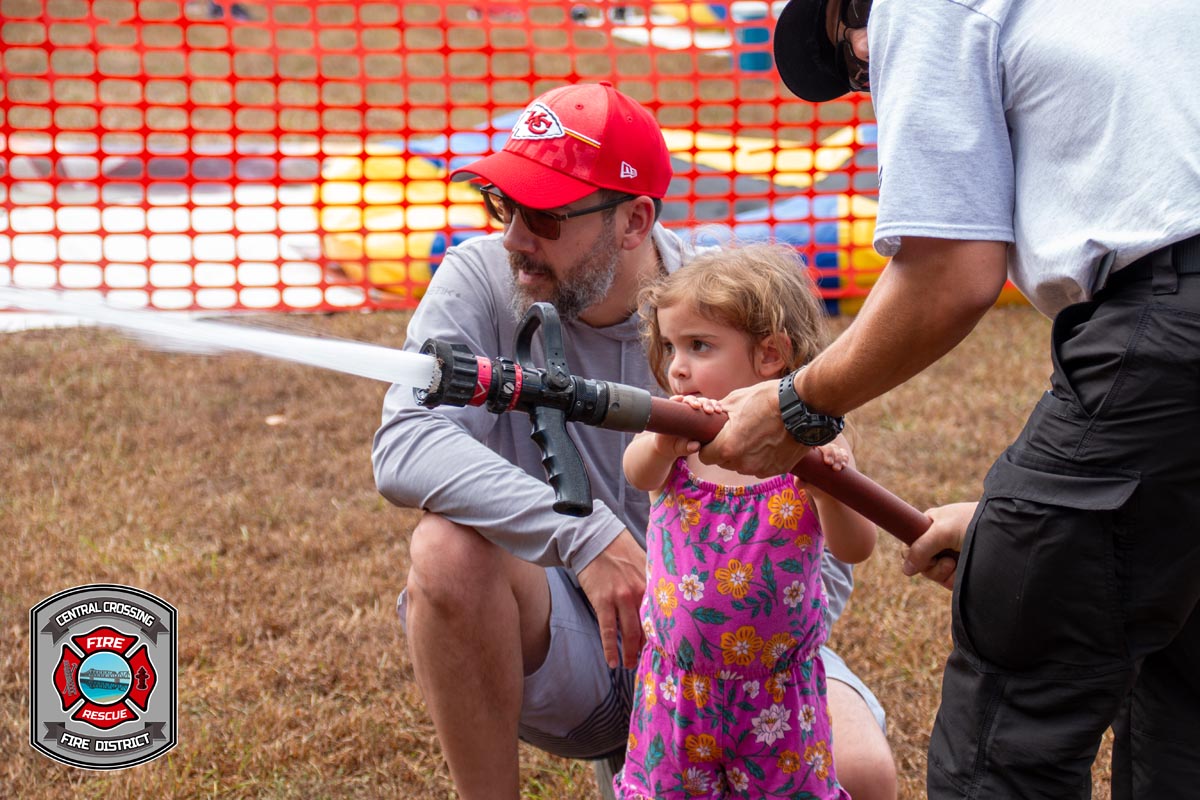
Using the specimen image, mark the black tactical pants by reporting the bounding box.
[928,244,1200,799]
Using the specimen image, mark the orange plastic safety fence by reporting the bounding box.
[0,0,881,314]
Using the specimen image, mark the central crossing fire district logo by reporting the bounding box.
[31,584,177,769]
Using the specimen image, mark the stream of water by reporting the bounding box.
[0,286,439,391]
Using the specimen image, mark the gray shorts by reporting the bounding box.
[398,566,886,760]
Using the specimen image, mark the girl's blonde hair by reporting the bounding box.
[639,242,829,391]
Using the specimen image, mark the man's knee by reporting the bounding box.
[407,513,499,609]
[406,514,550,658]
[838,745,898,800]
[828,679,897,800]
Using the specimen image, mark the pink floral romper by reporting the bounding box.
[615,459,850,800]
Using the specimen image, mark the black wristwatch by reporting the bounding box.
[778,371,844,446]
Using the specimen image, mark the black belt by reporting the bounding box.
[1105,232,1200,289]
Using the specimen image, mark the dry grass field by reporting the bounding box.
[0,305,1117,798]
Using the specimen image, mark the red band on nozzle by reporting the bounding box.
[470,357,492,406]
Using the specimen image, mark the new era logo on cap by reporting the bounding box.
[620,161,638,179]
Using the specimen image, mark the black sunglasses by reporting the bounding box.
[835,0,872,92]
[479,186,636,241]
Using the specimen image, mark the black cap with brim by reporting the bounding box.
[774,0,853,103]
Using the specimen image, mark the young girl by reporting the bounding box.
[615,244,876,800]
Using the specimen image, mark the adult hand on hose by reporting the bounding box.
[902,501,977,590]
[698,376,809,479]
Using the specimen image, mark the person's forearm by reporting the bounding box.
[623,432,675,492]
[373,402,625,570]
[810,493,876,564]
[798,239,1008,415]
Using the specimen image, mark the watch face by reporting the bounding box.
[778,375,843,446]
[797,424,839,447]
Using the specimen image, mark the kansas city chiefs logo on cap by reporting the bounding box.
[511,103,565,141]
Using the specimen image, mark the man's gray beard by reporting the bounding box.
[508,221,620,322]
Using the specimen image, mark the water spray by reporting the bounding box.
[0,286,439,390]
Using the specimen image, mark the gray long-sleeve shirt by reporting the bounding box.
[372,226,853,620]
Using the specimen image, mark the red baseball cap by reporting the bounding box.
[450,82,672,210]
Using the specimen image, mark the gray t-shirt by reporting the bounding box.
[869,0,1200,317]
[372,225,855,621]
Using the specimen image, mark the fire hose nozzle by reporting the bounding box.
[415,339,479,408]
[413,304,607,517]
